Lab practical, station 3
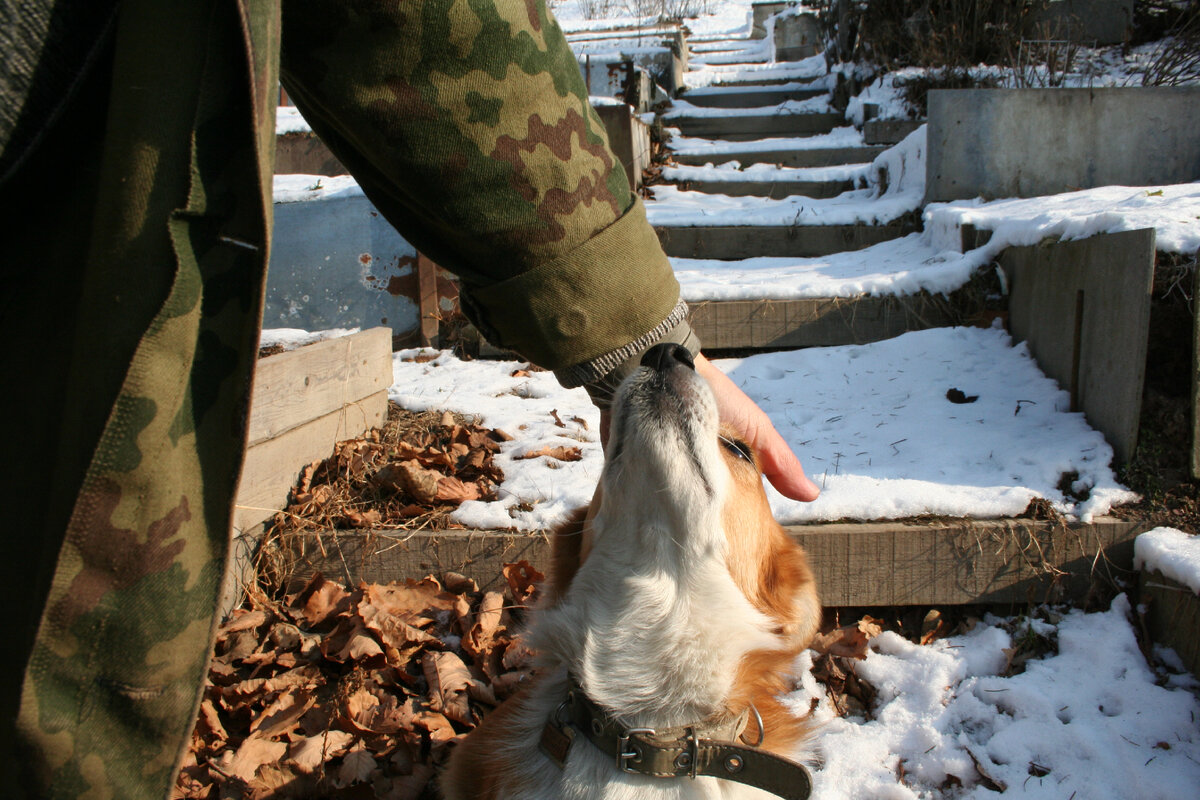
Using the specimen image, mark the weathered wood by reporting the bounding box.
[1003,229,1155,464]
[246,327,394,446]
[688,295,964,349]
[679,87,826,108]
[417,253,441,348]
[671,145,888,168]
[668,178,854,199]
[280,517,1147,606]
[235,388,389,535]
[1138,571,1200,679]
[274,132,346,176]
[669,112,843,141]
[656,223,906,259]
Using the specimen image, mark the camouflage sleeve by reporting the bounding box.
[279,0,690,381]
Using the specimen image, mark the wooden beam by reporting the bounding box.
[1138,571,1200,679]
[687,295,965,350]
[669,112,842,141]
[246,327,393,447]
[656,223,906,258]
[278,517,1147,606]
[416,253,441,348]
[668,178,853,199]
[671,145,888,169]
[678,87,826,108]
[235,388,389,535]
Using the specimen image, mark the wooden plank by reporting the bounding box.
[234,388,389,535]
[656,223,905,259]
[679,87,826,108]
[667,178,853,199]
[280,517,1147,606]
[1139,571,1200,679]
[670,112,843,141]
[417,253,441,348]
[247,327,393,446]
[1003,229,1155,464]
[863,119,924,146]
[687,295,965,350]
[672,145,888,169]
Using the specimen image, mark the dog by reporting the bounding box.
[442,342,821,799]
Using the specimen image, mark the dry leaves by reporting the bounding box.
[271,407,506,534]
[174,563,543,799]
[515,445,582,462]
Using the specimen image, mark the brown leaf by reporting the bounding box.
[295,574,352,629]
[463,591,505,660]
[333,744,379,788]
[920,609,949,646]
[223,608,270,634]
[346,690,417,735]
[214,737,287,782]
[549,409,565,427]
[515,445,582,462]
[569,415,589,430]
[510,369,530,378]
[442,572,478,594]
[435,475,482,503]
[288,730,356,774]
[413,710,457,745]
[503,561,544,607]
[423,651,474,725]
[321,618,385,663]
[344,508,383,528]
[250,688,314,739]
[810,616,883,660]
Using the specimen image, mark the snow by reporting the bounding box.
[671,233,988,301]
[384,326,1136,531]
[1136,527,1200,594]
[668,125,868,158]
[660,160,872,186]
[272,174,364,204]
[927,183,1200,257]
[792,596,1200,799]
[663,94,833,118]
[645,183,919,227]
[275,105,312,135]
[259,327,359,351]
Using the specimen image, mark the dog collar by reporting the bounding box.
[539,678,813,800]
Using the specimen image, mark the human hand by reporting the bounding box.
[597,352,820,502]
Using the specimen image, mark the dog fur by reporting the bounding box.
[442,349,820,799]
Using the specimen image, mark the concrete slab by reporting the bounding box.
[656,222,907,258]
[863,118,924,145]
[672,144,888,168]
[1003,228,1155,465]
[669,111,843,141]
[266,193,420,338]
[773,11,822,61]
[278,516,1146,606]
[927,87,1200,202]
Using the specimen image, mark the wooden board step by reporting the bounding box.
[678,85,827,108]
[667,111,843,141]
[671,145,889,169]
[663,176,855,199]
[279,517,1148,607]
[655,222,907,258]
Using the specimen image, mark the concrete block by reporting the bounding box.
[266,192,420,339]
[863,118,924,145]
[1002,228,1155,464]
[593,101,651,190]
[1025,0,1134,45]
[773,11,822,61]
[751,1,792,39]
[275,131,346,176]
[927,87,1200,202]
[579,59,666,112]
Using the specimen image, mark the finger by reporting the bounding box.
[695,354,820,503]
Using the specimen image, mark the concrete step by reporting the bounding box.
[671,144,889,168]
[668,111,844,141]
[280,517,1147,606]
[655,222,909,259]
[679,84,827,108]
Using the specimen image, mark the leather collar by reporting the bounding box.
[539,677,813,800]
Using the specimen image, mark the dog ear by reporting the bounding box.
[544,506,588,606]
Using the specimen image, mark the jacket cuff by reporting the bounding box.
[458,198,679,371]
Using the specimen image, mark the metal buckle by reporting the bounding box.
[670,728,699,778]
[616,727,655,773]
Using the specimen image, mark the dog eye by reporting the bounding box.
[719,435,753,463]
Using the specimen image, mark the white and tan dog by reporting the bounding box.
[443,343,821,799]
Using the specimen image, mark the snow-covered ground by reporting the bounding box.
[791,595,1200,800]
[382,325,1136,532]
[1136,527,1200,592]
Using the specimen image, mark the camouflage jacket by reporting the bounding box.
[1,0,685,797]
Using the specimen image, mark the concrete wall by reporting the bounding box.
[751,1,791,39]
[926,87,1200,202]
[1026,0,1134,45]
[266,193,419,338]
[773,11,821,61]
[594,102,651,190]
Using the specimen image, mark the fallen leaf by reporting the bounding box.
[810,616,883,659]
[549,408,565,427]
[288,730,356,774]
[214,737,287,782]
[463,591,505,660]
[423,651,474,725]
[333,744,379,788]
[503,561,544,608]
[515,445,582,462]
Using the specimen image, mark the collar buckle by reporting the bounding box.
[616,727,655,773]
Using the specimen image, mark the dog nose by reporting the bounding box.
[641,342,695,372]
